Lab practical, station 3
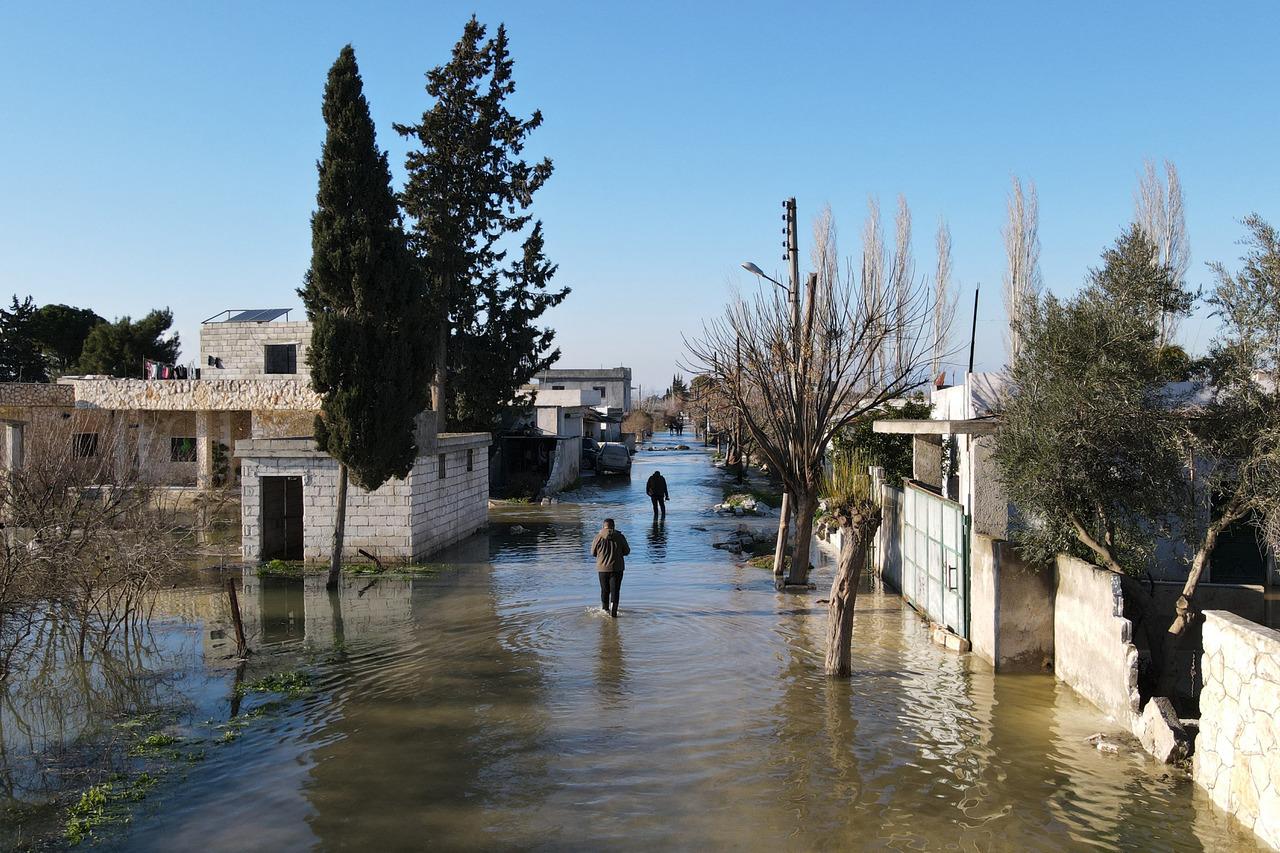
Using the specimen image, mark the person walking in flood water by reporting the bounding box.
[591,518,630,617]
[646,469,669,519]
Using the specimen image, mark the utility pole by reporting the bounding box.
[772,198,802,582]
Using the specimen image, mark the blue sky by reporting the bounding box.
[3,1,1278,393]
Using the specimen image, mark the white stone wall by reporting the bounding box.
[61,377,320,412]
[410,434,490,558]
[199,321,313,380]
[1194,611,1280,849]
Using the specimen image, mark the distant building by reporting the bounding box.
[534,367,632,413]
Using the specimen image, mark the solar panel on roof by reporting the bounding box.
[225,308,290,323]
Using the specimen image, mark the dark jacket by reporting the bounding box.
[646,472,669,500]
[591,528,630,573]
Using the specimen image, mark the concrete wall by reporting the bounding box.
[969,534,1054,672]
[409,434,490,558]
[532,388,602,408]
[1193,611,1280,849]
[1053,554,1142,726]
[543,437,582,496]
[199,321,313,380]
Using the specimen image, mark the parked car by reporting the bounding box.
[581,437,599,470]
[595,442,632,476]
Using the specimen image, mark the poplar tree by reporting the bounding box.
[300,45,430,589]
[396,17,562,429]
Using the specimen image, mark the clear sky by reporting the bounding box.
[3,1,1278,394]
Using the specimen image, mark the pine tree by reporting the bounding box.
[396,17,561,429]
[300,45,431,589]
[0,296,49,382]
[451,221,568,431]
[74,309,179,377]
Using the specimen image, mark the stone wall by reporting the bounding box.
[1053,554,1141,726]
[969,534,1054,672]
[199,321,313,380]
[1193,611,1280,849]
[62,377,320,412]
[0,383,74,407]
[251,410,316,439]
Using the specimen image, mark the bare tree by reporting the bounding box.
[1135,159,1191,347]
[933,218,957,379]
[687,214,939,600]
[891,195,914,377]
[861,197,887,378]
[1003,176,1042,364]
[0,417,187,677]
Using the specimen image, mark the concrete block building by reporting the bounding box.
[238,430,490,564]
[534,367,632,413]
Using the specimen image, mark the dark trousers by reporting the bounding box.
[598,571,623,612]
[650,495,666,517]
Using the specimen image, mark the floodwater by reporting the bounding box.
[6,435,1263,850]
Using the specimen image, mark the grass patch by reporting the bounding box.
[63,771,163,845]
[234,669,312,699]
[127,732,181,758]
[256,559,305,578]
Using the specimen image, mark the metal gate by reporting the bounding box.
[901,481,970,639]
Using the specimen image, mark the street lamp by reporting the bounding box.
[740,262,787,292]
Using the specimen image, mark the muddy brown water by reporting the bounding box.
[4,435,1264,850]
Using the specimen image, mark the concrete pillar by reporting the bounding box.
[3,422,25,471]
[196,410,215,491]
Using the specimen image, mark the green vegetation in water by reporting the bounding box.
[63,773,158,846]
[257,559,305,578]
[234,669,313,699]
[127,732,181,757]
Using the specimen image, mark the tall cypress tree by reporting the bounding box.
[300,45,430,588]
[396,17,562,429]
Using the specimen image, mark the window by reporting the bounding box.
[171,436,197,462]
[438,453,447,479]
[593,385,606,397]
[466,448,473,472]
[71,433,99,459]
[264,343,298,375]
[551,385,564,390]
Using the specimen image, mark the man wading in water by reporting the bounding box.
[591,518,630,617]
[646,470,669,519]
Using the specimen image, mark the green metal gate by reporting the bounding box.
[901,480,970,639]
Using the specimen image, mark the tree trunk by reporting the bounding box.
[787,491,817,586]
[430,315,448,427]
[772,492,791,580]
[825,512,880,677]
[1155,513,1232,698]
[326,462,349,591]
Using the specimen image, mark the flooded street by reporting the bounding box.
[15,435,1258,850]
